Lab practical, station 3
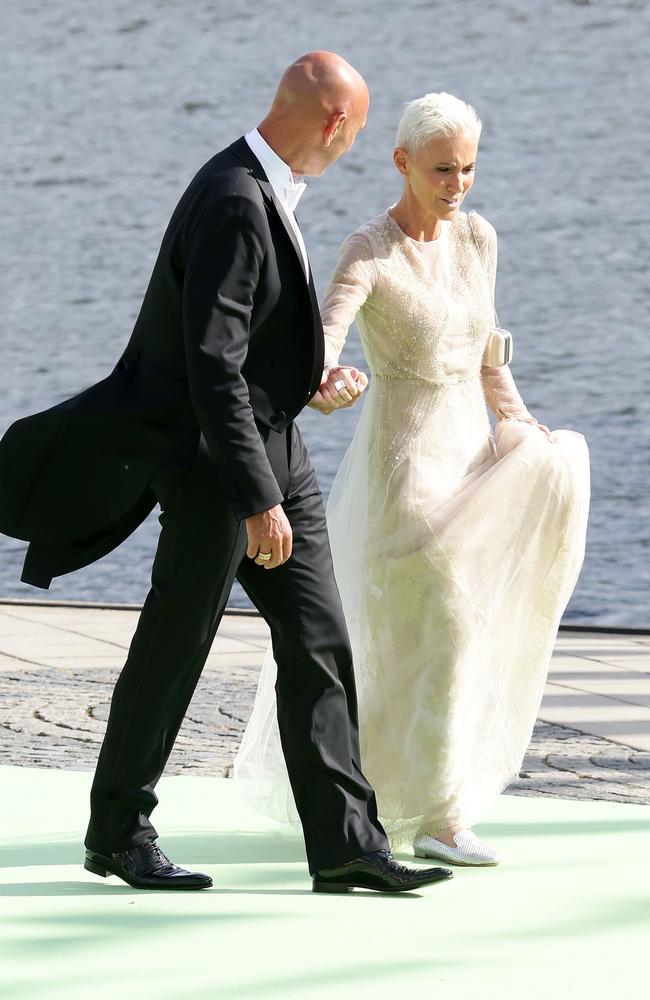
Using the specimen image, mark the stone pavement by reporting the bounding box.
[0,601,648,805]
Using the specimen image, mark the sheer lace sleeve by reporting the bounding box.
[474,214,536,423]
[481,365,536,422]
[320,232,378,368]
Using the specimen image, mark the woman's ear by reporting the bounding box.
[393,147,408,175]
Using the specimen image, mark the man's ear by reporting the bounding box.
[323,111,346,147]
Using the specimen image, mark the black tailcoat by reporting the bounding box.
[0,138,324,587]
[1,137,388,870]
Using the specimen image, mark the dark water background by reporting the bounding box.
[2,0,649,625]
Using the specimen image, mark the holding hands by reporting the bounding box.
[309,365,369,415]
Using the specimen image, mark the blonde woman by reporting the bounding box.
[236,92,589,866]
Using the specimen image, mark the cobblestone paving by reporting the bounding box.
[1,655,648,806]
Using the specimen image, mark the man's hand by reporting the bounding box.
[245,504,292,570]
[308,366,369,415]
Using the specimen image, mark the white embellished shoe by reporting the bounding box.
[413,830,500,866]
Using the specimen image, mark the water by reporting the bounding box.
[2,0,649,625]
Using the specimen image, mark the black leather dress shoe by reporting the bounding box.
[84,842,212,890]
[313,849,453,894]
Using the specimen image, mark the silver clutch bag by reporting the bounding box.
[467,211,513,368]
[484,327,513,367]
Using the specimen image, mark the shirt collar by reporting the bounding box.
[245,128,306,214]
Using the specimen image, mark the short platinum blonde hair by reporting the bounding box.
[396,92,482,151]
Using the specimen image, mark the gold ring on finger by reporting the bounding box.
[257,551,272,562]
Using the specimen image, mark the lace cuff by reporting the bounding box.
[481,364,536,423]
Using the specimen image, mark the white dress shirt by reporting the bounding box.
[244,128,309,278]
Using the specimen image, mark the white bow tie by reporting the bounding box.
[284,178,306,214]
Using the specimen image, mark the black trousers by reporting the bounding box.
[85,422,388,873]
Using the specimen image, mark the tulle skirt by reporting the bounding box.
[234,377,590,847]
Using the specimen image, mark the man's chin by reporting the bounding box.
[309,151,347,177]
[303,165,328,178]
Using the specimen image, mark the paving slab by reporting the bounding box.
[0,602,648,804]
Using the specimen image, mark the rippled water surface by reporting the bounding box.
[2,0,649,624]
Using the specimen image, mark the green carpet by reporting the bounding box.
[0,766,648,1000]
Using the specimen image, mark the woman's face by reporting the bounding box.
[395,130,479,220]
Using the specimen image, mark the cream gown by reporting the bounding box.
[234,209,590,847]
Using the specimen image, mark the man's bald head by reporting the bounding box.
[258,52,369,177]
[272,51,368,116]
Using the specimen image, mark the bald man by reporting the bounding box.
[0,53,451,894]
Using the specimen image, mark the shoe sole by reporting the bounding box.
[312,874,453,894]
[413,849,499,867]
[83,856,213,890]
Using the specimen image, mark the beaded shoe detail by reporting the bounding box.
[413,830,500,866]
